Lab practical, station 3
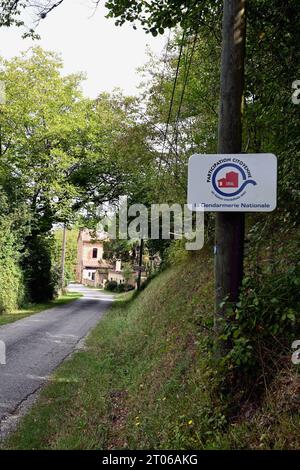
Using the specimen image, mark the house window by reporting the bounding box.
[92,248,98,259]
[91,272,95,281]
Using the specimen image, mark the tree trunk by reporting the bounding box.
[61,224,67,293]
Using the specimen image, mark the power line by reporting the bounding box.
[157,30,171,97]
[159,29,186,167]
[173,29,199,152]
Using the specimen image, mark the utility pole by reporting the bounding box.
[215,0,247,335]
[61,224,67,293]
[137,238,144,291]
[0,82,6,158]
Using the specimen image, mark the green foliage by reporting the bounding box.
[105,280,135,293]
[103,239,133,262]
[244,0,300,225]
[0,291,83,327]
[218,234,300,406]
[105,0,221,35]
[139,272,158,291]
[135,28,220,206]
[22,233,60,303]
[1,48,141,224]
[122,262,133,283]
[0,47,87,224]
[0,48,88,306]
[0,189,27,313]
[0,48,145,306]
[53,227,78,285]
[1,1,300,444]
[0,216,25,313]
[0,0,62,38]
[105,280,118,292]
[129,3,300,410]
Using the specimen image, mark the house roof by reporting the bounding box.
[78,228,109,243]
[98,259,113,269]
[84,259,113,270]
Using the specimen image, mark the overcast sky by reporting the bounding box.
[0,0,167,98]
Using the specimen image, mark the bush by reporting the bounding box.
[22,232,60,303]
[105,280,118,292]
[105,281,135,293]
[0,217,25,313]
[220,249,300,398]
[125,284,135,292]
[116,284,125,293]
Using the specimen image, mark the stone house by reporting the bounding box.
[76,229,147,288]
[107,259,139,287]
[76,229,112,287]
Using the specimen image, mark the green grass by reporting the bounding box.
[0,291,83,327]
[2,250,300,450]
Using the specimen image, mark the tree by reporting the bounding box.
[122,262,132,286]
[0,47,86,223]
[0,1,221,38]
[0,47,154,304]
[69,92,149,213]
[103,239,133,263]
[53,227,78,285]
[0,0,64,36]
[135,28,220,205]
[104,0,219,35]
[0,47,87,301]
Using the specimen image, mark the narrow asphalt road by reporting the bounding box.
[0,284,113,435]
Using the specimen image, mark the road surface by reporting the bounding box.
[0,284,113,436]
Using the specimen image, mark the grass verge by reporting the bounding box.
[0,291,83,327]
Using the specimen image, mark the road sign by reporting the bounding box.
[188,153,277,212]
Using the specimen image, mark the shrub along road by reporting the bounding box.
[0,285,113,437]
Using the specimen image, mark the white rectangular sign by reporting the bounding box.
[188,153,277,212]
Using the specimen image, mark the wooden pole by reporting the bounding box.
[215,0,247,335]
[137,238,144,291]
[61,224,67,293]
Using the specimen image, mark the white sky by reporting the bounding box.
[0,0,167,98]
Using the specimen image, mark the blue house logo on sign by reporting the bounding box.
[210,161,257,200]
